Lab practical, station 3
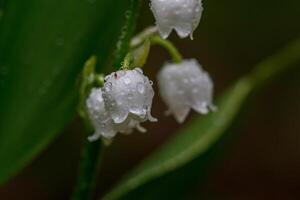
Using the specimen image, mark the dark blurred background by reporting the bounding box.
[1,0,300,199]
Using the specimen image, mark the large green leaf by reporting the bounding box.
[0,0,130,184]
[104,37,300,200]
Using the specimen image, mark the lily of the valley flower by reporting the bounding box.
[150,0,203,39]
[86,68,157,141]
[157,59,215,123]
[102,68,157,124]
[86,88,117,141]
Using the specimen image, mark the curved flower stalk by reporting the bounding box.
[157,59,215,123]
[86,68,157,141]
[150,0,203,39]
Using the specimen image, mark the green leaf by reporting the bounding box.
[0,0,130,184]
[104,37,300,200]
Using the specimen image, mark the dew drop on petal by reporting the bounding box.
[157,58,215,123]
[124,77,131,84]
[102,68,156,133]
[135,68,143,74]
[105,82,112,91]
[137,82,145,94]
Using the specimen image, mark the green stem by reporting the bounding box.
[113,0,142,69]
[130,26,158,48]
[72,1,142,200]
[121,53,134,70]
[73,65,103,200]
[150,35,183,63]
[72,139,103,200]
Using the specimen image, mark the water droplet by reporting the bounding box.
[104,76,110,81]
[130,105,143,116]
[137,82,145,94]
[135,68,143,74]
[105,82,112,91]
[143,105,148,113]
[96,95,102,102]
[124,77,131,84]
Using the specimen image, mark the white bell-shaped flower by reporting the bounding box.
[115,116,148,134]
[86,88,117,141]
[150,0,203,39]
[102,68,157,126]
[86,69,157,142]
[157,59,215,123]
[86,88,150,142]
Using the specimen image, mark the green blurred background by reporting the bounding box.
[1,0,300,199]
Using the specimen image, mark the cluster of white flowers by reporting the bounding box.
[86,61,214,141]
[86,68,157,141]
[85,0,214,141]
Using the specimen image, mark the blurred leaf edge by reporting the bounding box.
[0,0,130,185]
[104,37,300,200]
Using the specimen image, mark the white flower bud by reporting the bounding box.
[86,88,117,141]
[102,68,157,127]
[150,0,203,39]
[157,59,215,123]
